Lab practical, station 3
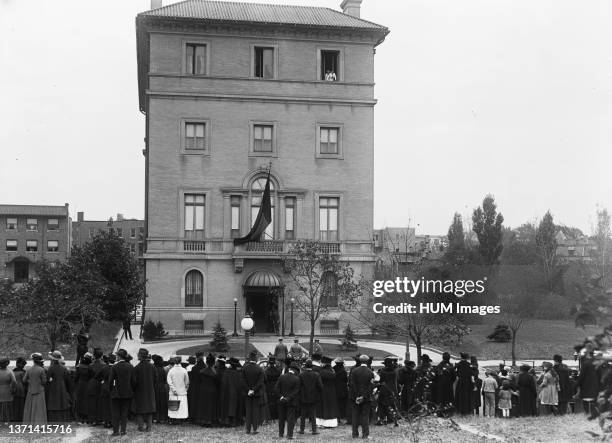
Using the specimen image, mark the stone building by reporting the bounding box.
[0,204,71,282]
[136,0,388,335]
[72,212,145,258]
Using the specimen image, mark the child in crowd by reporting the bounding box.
[482,371,498,418]
[498,380,518,418]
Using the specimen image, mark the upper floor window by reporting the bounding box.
[6,240,17,252]
[319,197,339,241]
[6,218,17,230]
[185,270,204,307]
[254,46,275,79]
[47,219,59,231]
[116,228,123,238]
[320,127,339,154]
[231,196,241,238]
[130,243,136,254]
[26,240,38,252]
[185,122,206,151]
[185,194,205,239]
[321,50,340,81]
[253,125,273,153]
[130,228,136,238]
[186,43,207,75]
[26,218,38,231]
[47,240,59,252]
[139,227,145,238]
[285,197,296,240]
[321,271,338,308]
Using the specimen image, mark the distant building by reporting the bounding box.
[72,212,145,258]
[555,229,595,262]
[0,204,71,282]
[374,227,447,263]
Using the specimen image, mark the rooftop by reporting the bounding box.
[0,204,69,217]
[139,0,387,31]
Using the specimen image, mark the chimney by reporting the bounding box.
[151,0,162,10]
[117,213,124,221]
[77,211,84,222]
[340,0,362,18]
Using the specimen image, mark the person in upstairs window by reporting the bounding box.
[324,70,337,81]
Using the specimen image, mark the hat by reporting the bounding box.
[542,361,553,370]
[359,354,369,363]
[321,356,332,364]
[304,359,313,368]
[16,357,26,366]
[187,355,197,365]
[421,354,432,363]
[138,348,150,359]
[205,353,216,366]
[460,352,469,360]
[107,353,117,364]
[48,351,64,361]
[0,358,10,367]
[31,353,43,362]
[248,350,258,361]
[553,354,563,363]
[116,349,129,360]
[195,351,204,358]
[334,357,344,364]
[228,357,240,366]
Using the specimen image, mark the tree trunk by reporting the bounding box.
[511,329,517,366]
[415,335,422,365]
[309,318,315,354]
[405,334,411,362]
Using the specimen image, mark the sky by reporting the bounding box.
[1,0,610,234]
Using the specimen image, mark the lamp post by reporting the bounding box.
[241,315,254,361]
[232,298,238,337]
[281,291,285,337]
[289,297,295,336]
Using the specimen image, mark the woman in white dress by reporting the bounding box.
[167,357,190,423]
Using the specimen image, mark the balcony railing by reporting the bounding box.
[245,240,284,253]
[319,242,341,254]
[183,240,206,252]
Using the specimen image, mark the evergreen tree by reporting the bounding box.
[446,212,466,263]
[340,323,358,350]
[472,195,504,266]
[210,321,229,352]
[535,210,557,291]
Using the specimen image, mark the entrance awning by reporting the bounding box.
[243,270,283,288]
[182,312,207,321]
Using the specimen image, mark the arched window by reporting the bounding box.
[185,270,203,307]
[250,176,275,240]
[321,271,338,308]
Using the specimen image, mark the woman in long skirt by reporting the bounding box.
[74,353,94,423]
[97,354,114,428]
[12,357,27,422]
[23,353,47,425]
[167,357,189,423]
[46,351,73,422]
[0,358,16,423]
[152,355,168,424]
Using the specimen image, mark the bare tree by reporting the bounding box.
[498,293,530,366]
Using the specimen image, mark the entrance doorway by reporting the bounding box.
[245,288,279,334]
[14,259,29,283]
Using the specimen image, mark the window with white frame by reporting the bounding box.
[185,270,204,307]
[231,196,241,238]
[47,219,59,231]
[319,197,338,241]
[320,127,339,154]
[253,125,273,152]
[185,122,206,151]
[185,43,207,75]
[185,194,205,239]
[26,240,38,252]
[254,46,275,79]
[47,240,59,252]
[6,240,17,252]
[26,219,38,231]
[321,50,340,81]
[285,197,296,240]
[6,218,17,230]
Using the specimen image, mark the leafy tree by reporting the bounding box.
[446,213,466,263]
[210,321,229,352]
[472,195,504,267]
[487,324,512,342]
[593,207,611,284]
[6,261,104,351]
[282,240,366,353]
[500,224,538,265]
[535,211,558,291]
[142,320,168,341]
[70,230,144,321]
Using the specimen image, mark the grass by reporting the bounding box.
[176,342,263,357]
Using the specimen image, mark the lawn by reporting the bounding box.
[176,342,264,357]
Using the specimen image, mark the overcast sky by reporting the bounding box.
[1,0,610,234]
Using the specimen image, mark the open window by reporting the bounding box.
[321,50,340,81]
[254,47,275,79]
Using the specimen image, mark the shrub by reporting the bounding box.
[340,323,358,350]
[209,321,229,352]
[142,320,168,341]
[534,294,573,319]
[487,324,512,342]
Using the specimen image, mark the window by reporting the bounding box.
[47,240,59,252]
[139,227,145,239]
[320,319,339,331]
[6,218,17,230]
[185,194,205,239]
[130,243,136,253]
[26,240,38,252]
[185,122,206,151]
[251,178,274,240]
[185,43,206,75]
[6,240,17,252]
[47,219,59,231]
[321,50,340,81]
[26,219,38,231]
[321,271,338,307]
[231,196,241,238]
[116,228,122,238]
[285,197,296,240]
[319,197,339,241]
[184,320,204,331]
[138,243,144,256]
[254,47,275,79]
[253,125,273,152]
[130,228,136,238]
[185,270,203,307]
[320,127,339,154]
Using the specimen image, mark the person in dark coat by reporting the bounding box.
[553,354,571,415]
[131,348,156,432]
[97,354,114,428]
[276,363,301,439]
[188,352,205,422]
[46,351,73,422]
[333,358,348,421]
[151,355,168,424]
[86,348,105,425]
[219,357,244,427]
[454,353,474,415]
[349,355,375,439]
[75,332,89,369]
[578,354,601,418]
[12,357,27,422]
[472,366,482,415]
[376,357,399,426]
[414,355,434,405]
[195,354,219,426]
[434,352,455,412]
[517,364,537,416]
[298,359,323,435]
[74,353,94,423]
[122,315,133,340]
[23,353,47,425]
[265,357,281,421]
[109,349,134,436]
[397,360,416,412]
[316,356,338,428]
[242,351,265,434]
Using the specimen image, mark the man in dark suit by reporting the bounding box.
[242,351,265,434]
[349,355,375,439]
[276,363,301,439]
[131,348,156,432]
[109,348,134,436]
[298,359,323,435]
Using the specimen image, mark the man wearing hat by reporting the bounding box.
[275,362,301,439]
[274,339,289,370]
[553,354,571,415]
[316,356,338,428]
[290,339,308,361]
[333,358,349,422]
[348,355,374,439]
[188,352,205,423]
[298,359,323,435]
[109,349,134,436]
[87,348,105,426]
[132,348,156,432]
[265,356,281,420]
[242,350,265,434]
[313,339,324,356]
[219,357,243,427]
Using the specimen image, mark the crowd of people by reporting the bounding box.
[0,339,604,439]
